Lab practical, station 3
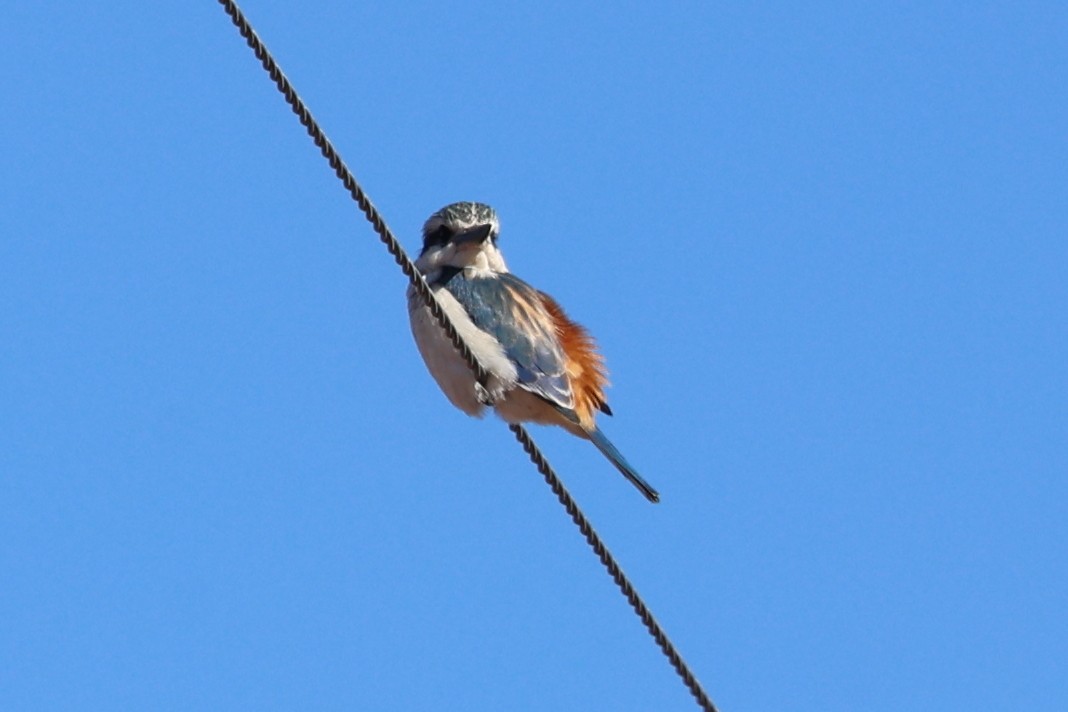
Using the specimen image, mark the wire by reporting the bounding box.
[509,424,719,711]
[216,2,719,710]
[216,1,488,386]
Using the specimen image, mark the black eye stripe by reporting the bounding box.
[423,223,499,251]
[429,225,451,245]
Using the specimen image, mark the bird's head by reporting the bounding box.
[417,201,507,275]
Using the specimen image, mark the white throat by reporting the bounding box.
[416,242,509,279]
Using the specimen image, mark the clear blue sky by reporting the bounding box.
[2,2,1066,710]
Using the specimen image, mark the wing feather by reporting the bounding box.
[442,271,574,410]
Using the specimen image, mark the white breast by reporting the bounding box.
[406,284,519,416]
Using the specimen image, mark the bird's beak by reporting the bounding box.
[452,223,493,246]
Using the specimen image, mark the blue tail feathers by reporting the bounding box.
[588,427,660,503]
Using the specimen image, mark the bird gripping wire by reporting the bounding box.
[215,2,719,710]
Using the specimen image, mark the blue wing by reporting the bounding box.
[441,270,573,409]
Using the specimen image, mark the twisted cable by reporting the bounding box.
[217,2,718,709]
[218,0,488,385]
[509,424,718,711]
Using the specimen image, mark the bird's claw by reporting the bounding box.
[475,382,497,406]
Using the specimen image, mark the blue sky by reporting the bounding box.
[2,2,1066,710]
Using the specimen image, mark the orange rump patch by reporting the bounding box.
[538,291,610,430]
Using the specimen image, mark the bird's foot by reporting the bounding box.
[474,382,498,406]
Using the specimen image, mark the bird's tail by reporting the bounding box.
[588,427,660,503]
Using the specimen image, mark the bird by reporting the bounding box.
[407,201,659,503]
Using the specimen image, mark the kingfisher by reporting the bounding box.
[407,201,659,503]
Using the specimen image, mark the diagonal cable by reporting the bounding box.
[509,424,719,711]
[215,2,718,710]
[216,2,487,386]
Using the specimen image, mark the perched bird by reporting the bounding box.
[407,201,658,503]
